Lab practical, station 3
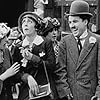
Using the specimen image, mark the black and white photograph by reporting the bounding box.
[0,0,100,100]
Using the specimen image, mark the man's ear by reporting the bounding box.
[84,19,88,26]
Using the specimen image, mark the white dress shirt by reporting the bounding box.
[75,29,88,48]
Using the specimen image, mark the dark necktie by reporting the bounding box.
[77,38,82,54]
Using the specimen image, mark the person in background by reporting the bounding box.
[40,17,54,38]
[54,0,100,100]
[88,23,97,33]
[51,18,61,63]
[7,26,24,100]
[0,23,20,100]
[7,26,23,55]
[91,24,96,33]
[12,11,58,100]
[41,17,61,63]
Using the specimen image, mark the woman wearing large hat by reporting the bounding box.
[54,0,100,100]
[41,17,61,64]
[12,11,58,100]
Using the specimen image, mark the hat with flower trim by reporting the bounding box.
[18,11,42,33]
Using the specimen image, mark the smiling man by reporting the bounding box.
[54,0,100,100]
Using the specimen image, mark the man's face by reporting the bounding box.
[68,16,87,37]
[22,17,36,36]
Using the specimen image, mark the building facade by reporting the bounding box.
[45,0,97,32]
[0,0,97,31]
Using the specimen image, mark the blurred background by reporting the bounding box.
[0,0,99,34]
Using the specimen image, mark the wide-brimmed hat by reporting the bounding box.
[37,17,54,37]
[65,0,93,18]
[18,11,42,33]
[41,20,54,37]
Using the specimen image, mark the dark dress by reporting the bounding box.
[12,35,58,100]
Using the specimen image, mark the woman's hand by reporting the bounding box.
[0,62,20,81]
[27,75,39,96]
[5,62,20,77]
[22,49,33,60]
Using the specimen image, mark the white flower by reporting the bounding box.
[39,51,45,57]
[89,36,96,44]
[21,58,28,67]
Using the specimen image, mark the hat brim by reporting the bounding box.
[65,12,93,18]
[42,21,54,36]
[18,11,42,33]
[18,12,39,23]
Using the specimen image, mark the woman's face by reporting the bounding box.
[22,17,36,37]
[47,29,58,42]
[52,29,58,41]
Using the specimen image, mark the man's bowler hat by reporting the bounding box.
[65,0,93,18]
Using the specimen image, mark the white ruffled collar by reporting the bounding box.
[22,35,44,47]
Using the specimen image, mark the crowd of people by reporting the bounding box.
[0,0,100,100]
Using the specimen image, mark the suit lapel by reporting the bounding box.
[68,35,79,65]
[76,32,96,71]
